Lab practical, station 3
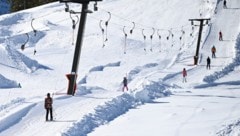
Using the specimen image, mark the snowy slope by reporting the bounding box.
[0,0,240,136]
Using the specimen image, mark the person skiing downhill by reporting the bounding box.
[182,68,187,83]
[219,31,223,41]
[207,56,211,70]
[122,77,128,92]
[45,93,53,121]
[223,0,227,8]
[211,46,216,58]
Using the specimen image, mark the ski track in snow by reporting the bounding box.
[174,98,206,136]
[0,98,25,114]
[0,102,36,133]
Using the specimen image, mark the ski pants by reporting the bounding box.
[46,108,53,121]
[123,85,128,91]
[207,64,211,69]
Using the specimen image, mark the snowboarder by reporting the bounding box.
[182,68,187,83]
[34,49,37,55]
[211,46,216,58]
[223,0,227,8]
[44,93,53,121]
[219,31,223,41]
[207,56,211,70]
[122,77,128,92]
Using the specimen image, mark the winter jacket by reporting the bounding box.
[45,97,52,109]
[123,77,127,86]
[211,47,216,53]
[183,69,187,77]
[207,57,211,64]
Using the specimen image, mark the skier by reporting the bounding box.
[182,68,187,83]
[44,93,53,121]
[211,46,216,58]
[18,83,22,88]
[122,77,128,92]
[223,0,227,8]
[207,56,211,70]
[34,49,37,55]
[219,31,223,41]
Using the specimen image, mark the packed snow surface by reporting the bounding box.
[0,0,240,136]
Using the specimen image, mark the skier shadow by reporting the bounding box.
[215,56,232,59]
[226,7,240,10]
[195,80,240,89]
[52,120,77,123]
[197,64,224,67]
[76,95,112,100]
[148,101,170,104]
[222,39,235,42]
[228,87,240,90]
[175,94,239,99]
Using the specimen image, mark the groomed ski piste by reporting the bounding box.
[0,0,240,136]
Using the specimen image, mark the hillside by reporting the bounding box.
[0,0,240,136]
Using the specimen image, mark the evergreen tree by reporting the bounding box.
[7,0,57,12]
[0,0,10,15]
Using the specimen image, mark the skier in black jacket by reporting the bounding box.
[223,0,227,8]
[207,56,211,70]
[122,77,128,92]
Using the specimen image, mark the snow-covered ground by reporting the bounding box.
[0,0,240,136]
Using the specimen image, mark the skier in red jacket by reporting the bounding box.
[182,68,187,83]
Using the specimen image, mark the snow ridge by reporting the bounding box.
[62,81,171,136]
